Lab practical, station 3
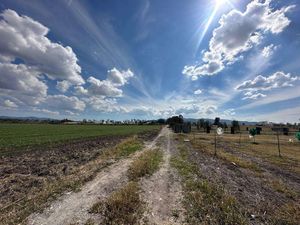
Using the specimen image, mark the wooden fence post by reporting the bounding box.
[277,131,281,157]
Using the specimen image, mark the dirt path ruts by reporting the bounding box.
[27,131,163,225]
[140,128,184,225]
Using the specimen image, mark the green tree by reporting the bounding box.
[249,128,257,143]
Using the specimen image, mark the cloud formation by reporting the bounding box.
[183,0,294,79]
[4,99,18,108]
[78,68,134,97]
[0,62,47,96]
[236,71,298,100]
[194,89,202,95]
[262,44,277,58]
[0,9,84,85]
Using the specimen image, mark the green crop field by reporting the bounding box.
[0,123,160,150]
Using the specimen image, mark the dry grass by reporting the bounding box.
[127,148,163,181]
[189,134,262,174]
[90,181,143,225]
[269,179,297,199]
[189,132,300,175]
[218,151,263,173]
[89,144,163,224]
[272,203,300,225]
[171,144,248,225]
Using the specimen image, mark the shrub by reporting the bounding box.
[295,132,300,141]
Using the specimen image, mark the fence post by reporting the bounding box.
[277,131,281,157]
[239,131,242,148]
[214,131,217,156]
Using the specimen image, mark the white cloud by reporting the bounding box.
[183,0,294,79]
[242,92,266,100]
[236,71,298,100]
[194,89,202,95]
[32,107,59,115]
[56,81,72,93]
[262,44,277,58]
[223,108,236,117]
[0,62,47,96]
[85,68,134,97]
[236,71,298,91]
[0,9,84,85]
[74,86,88,95]
[107,68,134,86]
[203,105,217,115]
[87,77,123,97]
[175,104,217,116]
[238,86,300,110]
[83,96,124,113]
[4,99,18,108]
[43,95,86,112]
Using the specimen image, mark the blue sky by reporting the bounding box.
[0,0,299,123]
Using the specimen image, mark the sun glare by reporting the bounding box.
[215,0,236,9]
[196,0,236,52]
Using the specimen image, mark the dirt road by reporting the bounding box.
[140,128,184,225]
[27,127,183,225]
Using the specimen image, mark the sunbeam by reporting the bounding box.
[195,0,236,54]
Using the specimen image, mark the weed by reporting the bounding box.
[272,203,300,225]
[270,179,297,199]
[84,218,95,225]
[90,181,143,225]
[127,149,163,180]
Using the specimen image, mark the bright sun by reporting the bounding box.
[215,0,235,9]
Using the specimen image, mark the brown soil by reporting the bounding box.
[0,130,158,225]
[25,130,163,225]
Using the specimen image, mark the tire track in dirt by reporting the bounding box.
[27,131,163,225]
[140,128,185,225]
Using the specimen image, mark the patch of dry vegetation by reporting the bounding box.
[272,203,300,225]
[171,144,248,225]
[89,146,164,224]
[90,181,144,225]
[190,135,262,174]
[269,179,297,199]
[127,148,163,181]
[190,132,300,175]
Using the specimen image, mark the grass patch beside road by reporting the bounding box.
[90,181,143,225]
[171,144,248,225]
[127,148,163,181]
[90,145,164,224]
[103,136,143,159]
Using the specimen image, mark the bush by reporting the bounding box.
[249,128,257,136]
[295,132,300,141]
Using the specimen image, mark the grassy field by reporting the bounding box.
[0,123,160,149]
[173,129,300,225]
[187,130,300,174]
